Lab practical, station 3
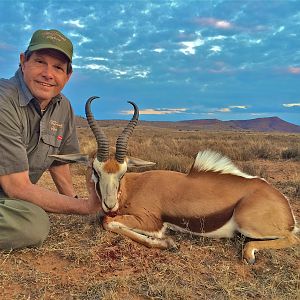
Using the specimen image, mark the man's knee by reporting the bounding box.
[0,199,50,250]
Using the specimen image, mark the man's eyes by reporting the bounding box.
[33,59,65,72]
[35,59,45,64]
[55,65,64,71]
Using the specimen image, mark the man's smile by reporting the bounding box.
[36,81,56,87]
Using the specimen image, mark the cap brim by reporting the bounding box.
[28,44,72,62]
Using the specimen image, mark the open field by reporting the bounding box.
[1,126,300,300]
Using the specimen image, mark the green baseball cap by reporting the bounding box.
[27,29,73,62]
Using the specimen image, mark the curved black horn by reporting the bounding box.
[115,101,139,163]
[85,96,109,162]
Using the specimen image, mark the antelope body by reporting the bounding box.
[53,97,299,264]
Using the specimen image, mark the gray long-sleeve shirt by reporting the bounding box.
[0,68,80,187]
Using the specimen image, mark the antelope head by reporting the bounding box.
[51,96,155,214]
[86,96,141,213]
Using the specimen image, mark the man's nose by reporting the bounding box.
[41,65,54,79]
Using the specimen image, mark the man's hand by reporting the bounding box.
[84,167,103,214]
[85,191,102,214]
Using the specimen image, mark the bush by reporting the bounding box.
[281,147,300,160]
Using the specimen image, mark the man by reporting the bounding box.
[0,29,101,250]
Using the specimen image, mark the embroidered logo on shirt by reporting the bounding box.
[50,120,63,132]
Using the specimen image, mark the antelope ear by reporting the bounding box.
[126,156,156,169]
[49,153,89,165]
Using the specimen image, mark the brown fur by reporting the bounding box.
[162,205,236,233]
[97,167,299,263]
[103,159,121,173]
[80,149,300,264]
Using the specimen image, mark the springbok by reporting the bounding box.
[52,96,299,264]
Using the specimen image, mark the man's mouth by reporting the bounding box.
[36,81,55,87]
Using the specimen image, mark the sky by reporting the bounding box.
[0,0,300,125]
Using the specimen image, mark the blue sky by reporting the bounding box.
[1,0,300,125]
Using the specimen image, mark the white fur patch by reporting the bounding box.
[107,221,166,239]
[193,150,255,179]
[201,217,237,238]
[106,221,170,248]
[165,216,237,238]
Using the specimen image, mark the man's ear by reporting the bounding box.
[66,68,73,81]
[50,153,89,165]
[20,53,25,71]
[126,156,156,169]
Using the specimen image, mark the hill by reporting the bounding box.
[76,116,300,133]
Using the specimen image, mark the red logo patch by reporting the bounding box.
[57,135,63,141]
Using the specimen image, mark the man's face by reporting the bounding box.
[20,51,72,103]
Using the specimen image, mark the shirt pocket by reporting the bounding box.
[39,133,63,169]
[41,133,62,149]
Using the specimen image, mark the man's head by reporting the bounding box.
[27,29,73,62]
[20,29,73,104]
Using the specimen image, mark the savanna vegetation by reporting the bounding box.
[1,125,300,299]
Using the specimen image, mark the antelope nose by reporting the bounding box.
[103,200,115,210]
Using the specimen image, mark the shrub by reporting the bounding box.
[281,147,300,160]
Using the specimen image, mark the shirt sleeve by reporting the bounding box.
[0,95,29,176]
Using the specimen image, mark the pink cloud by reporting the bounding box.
[0,43,14,50]
[208,61,234,74]
[287,67,300,74]
[194,17,233,29]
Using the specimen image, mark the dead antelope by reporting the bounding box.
[52,96,299,264]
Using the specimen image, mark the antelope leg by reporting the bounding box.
[103,215,175,249]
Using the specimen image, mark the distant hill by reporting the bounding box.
[75,116,300,133]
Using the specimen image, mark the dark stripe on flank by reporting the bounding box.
[162,205,235,233]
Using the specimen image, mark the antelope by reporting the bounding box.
[52,96,299,264]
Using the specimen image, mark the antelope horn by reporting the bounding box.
[115,101,139,163]
[85,96,109,162]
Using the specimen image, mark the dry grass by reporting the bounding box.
[1,126,300,299]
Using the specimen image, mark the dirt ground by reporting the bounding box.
[0,130,299,300]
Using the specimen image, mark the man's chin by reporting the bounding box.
[32,93,55,103]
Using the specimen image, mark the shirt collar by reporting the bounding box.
[15,68,62,107]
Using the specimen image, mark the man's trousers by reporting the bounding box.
[0,198,50,250]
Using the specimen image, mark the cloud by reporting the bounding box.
[152,48,165,53]
[217,108,231,113]
[74,55,108,62]
[74,64,110,71]
[69,33,91,46]
[273,25,285,36]
[195,18,233,29]
[0,43,14,50]
[121,108,187,115]
[215,105,248,113]
[73,63,150,79]
[287,67,300,74]
[208,62,233,74]
[63,19,85,28]
[283,103,300,107]
[229,105,248,109]
[247,39,262,45]
[179,38,205,55]
[250,113,267,116]
[207,35,227,41]
[23,25,32,31]
[210,46,222,53]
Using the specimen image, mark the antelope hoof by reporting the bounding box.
[243,256,256,265]
[243,249,256,265]
[165,237,177,249]
[243,242,258,264]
